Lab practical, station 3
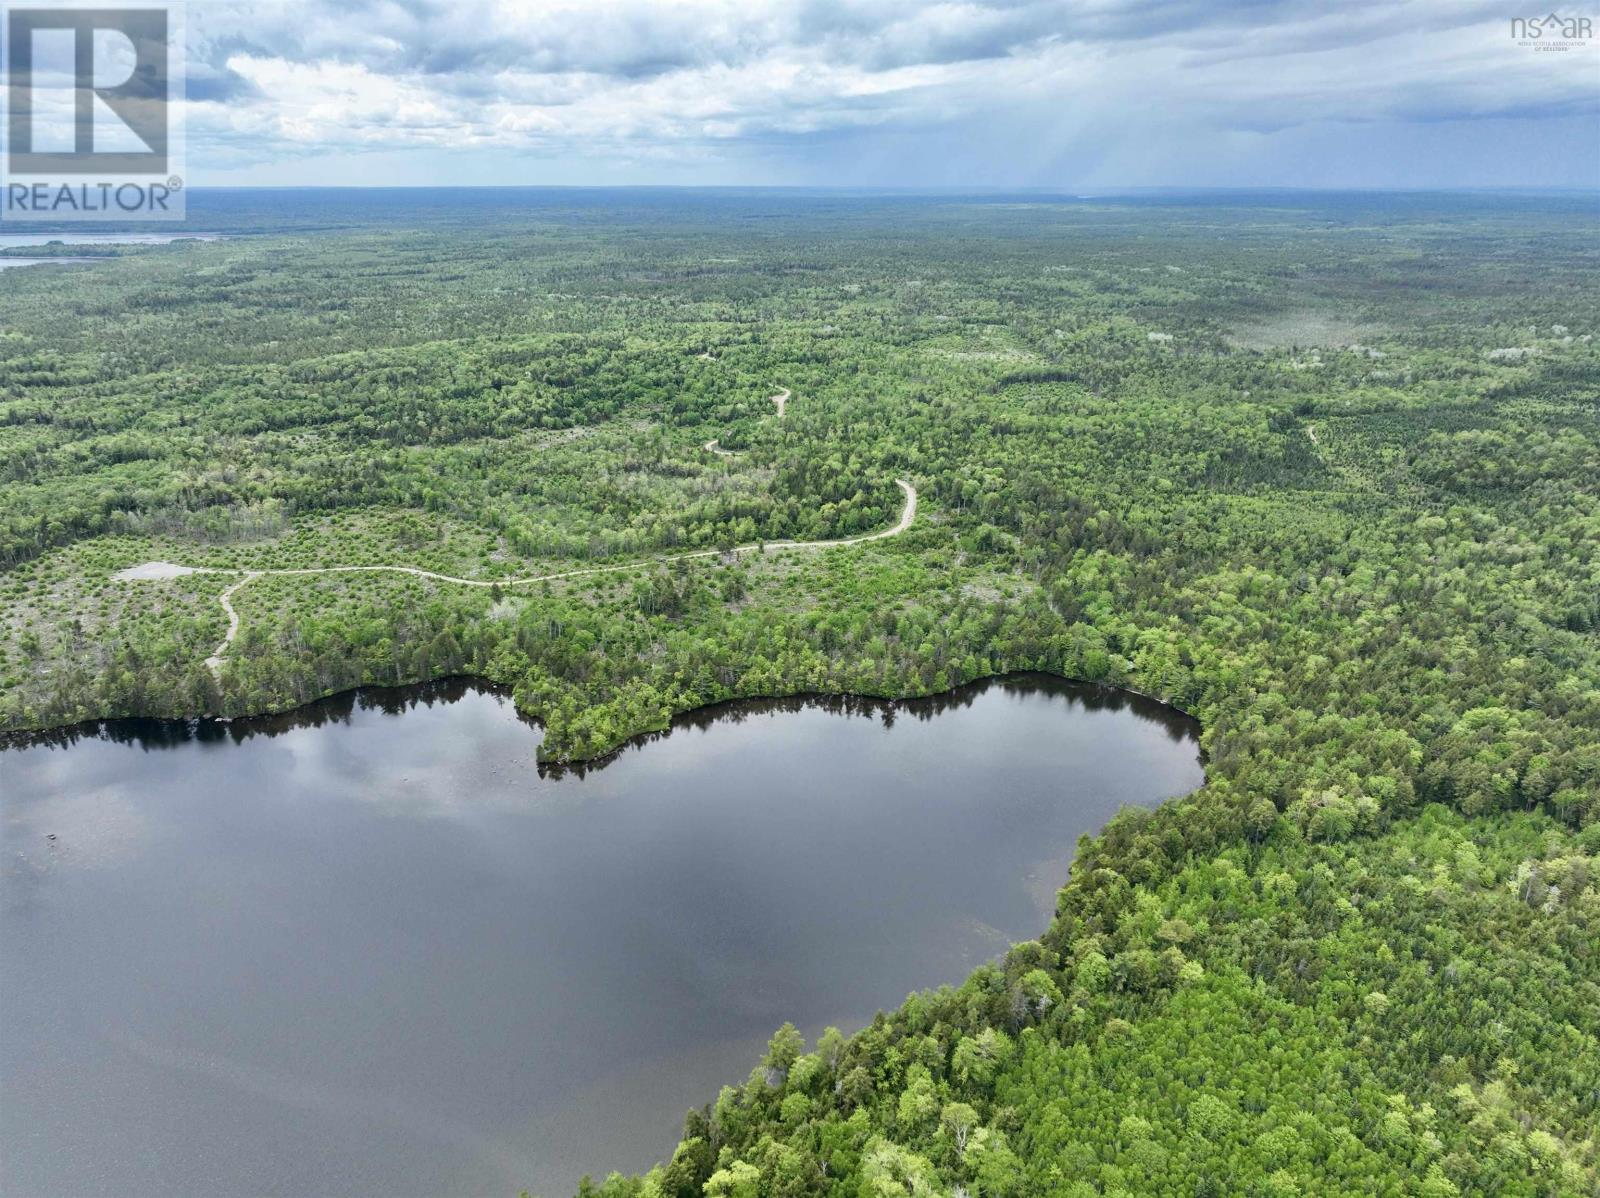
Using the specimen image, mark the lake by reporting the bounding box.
[0,258,100,271]
[0,674,1202,1197]
[0,233,221,249]
[0,233,223,271]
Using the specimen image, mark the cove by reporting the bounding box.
[0,673,1202,1198]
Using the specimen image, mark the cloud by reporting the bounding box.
[178,0,1600,185]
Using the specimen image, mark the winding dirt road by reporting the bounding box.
[118,380,914,677]
[704,387,789,457]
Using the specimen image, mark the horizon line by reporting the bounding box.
[168,183,1600,196]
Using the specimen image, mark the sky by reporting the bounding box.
[173,0,1600,190]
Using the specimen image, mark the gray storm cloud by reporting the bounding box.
[179,0,1600,186]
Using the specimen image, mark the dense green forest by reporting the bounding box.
[1,191,1596,1194]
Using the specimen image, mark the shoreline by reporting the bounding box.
[0,669,1206,776]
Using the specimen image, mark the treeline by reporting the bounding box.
[578,802,1598,1197]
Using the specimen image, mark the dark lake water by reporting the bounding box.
[1,674,1202,1198]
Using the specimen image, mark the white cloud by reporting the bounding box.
[178,0,1600,185]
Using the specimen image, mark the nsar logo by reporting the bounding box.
[1510,11,1594,50]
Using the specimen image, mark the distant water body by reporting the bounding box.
[0,232,221,270]
[0,232,220,249]
[1,674,1202,1197]
[0,257,95,270]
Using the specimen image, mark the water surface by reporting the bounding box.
[0,233,220,249]
[0,257,97,271]
[1,674,1201,1197]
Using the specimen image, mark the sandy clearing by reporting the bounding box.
[113,561,209,581]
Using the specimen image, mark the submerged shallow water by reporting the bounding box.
[1,674,1202,1197]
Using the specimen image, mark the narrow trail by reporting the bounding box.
[118,381,915,678]
[204,573,261,674]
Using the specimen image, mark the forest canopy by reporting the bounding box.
[1,190,1596,1195]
